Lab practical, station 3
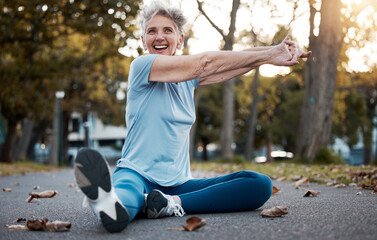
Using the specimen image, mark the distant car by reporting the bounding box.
[254,150,294,163]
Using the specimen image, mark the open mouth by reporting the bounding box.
[154,45,168,50]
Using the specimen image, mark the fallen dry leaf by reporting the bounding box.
[26,190,58,203]
[13,218,26,223]
[260,206,288,218]
[334,183,347,188]
[183,216,206,231]
[67,183,75,188]
[33,186,41,190]
[303,189,320,197]
[167,216,206,231]
[27,217,71,232]
[272,186,280,195]
[276,176,286,182]
[2,188,12,192]
[6,224,28,231]
[294,178,309,188]
[45,220,72,232]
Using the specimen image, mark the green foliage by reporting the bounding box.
[0,0,141,162]
[313,147,345,165]
[213,154,247,164]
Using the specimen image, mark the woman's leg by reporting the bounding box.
[112,168,151,221]
[165,171,272,213]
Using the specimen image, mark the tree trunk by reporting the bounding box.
[220,79,235,160]
[245,67,260,160]
[266,140,273,163]
[197,0,240,161]
[296,0,343,162]
[0,120,18,163]
[190,86,203,160]
[13,118,35,161]
[63,111,70,165]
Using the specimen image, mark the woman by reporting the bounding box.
[74,1,311,233]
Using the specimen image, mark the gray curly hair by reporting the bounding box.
[139,1,187,38]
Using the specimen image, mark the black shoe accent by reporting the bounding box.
[100,202,130,233]
[74,148,111,200]
[147,190,168,218]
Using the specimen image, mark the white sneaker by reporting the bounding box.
[146,189,185,219]
[74,148,129,232]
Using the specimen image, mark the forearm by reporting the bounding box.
[197,49,271,79]
[244,46,274,52]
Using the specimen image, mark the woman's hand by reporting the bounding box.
[269,34,312,66]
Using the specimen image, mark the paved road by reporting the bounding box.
[1,168,376,240]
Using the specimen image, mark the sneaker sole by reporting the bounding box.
[146,190,168,219]
[74,148,129,233]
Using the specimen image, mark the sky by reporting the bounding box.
[119,0,377,77]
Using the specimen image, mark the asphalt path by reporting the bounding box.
[1,168,376,240]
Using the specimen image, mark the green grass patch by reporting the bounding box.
[190,161,376,186]
[0,161,63,177]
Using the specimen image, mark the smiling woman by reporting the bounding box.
[74,0,311,233]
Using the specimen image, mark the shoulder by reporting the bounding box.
[131,54,159,71]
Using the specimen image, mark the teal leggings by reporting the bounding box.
[112,168,272,221]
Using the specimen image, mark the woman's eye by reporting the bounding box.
[148,29,155,34]
[165,29,172,33]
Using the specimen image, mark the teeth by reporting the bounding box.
[154,45,167,49]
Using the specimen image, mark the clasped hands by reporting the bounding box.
[271,34,312,66]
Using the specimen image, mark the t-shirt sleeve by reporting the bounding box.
[191,78,200,88]
[128,54,159,91]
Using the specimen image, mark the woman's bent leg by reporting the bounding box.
[173,171,272,213]
[112,168,150,221]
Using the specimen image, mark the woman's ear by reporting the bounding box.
[141,36,147,51]
[177,34,184,50]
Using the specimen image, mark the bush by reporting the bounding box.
[313,147,345,164]
[214,155,247,164]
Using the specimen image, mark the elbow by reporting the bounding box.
[194,53,212,79]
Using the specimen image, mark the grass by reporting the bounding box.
[0,161,63,177]
[1,159,375,187]
[190,160,377,186]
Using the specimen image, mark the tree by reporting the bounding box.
[0,0,141,163]
[197,0,240,160]
[295,0,343,162]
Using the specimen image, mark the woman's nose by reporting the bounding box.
[156,31,164,40]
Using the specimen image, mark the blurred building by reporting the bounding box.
[66,112,126,163]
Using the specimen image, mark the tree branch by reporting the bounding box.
[196,0,226,40]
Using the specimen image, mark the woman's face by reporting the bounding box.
[142,15,184,56]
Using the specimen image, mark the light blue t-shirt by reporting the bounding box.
[116,54,200,186]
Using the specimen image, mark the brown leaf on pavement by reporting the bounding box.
[6,224,28,231]
[183,216,206,231]
[13,218,26,223]
[294,178,309,188]
[167,216,206,231]
[272,186,280,195]
[33,186,40,190]
[260,206,288,218]
[2,188,12,192]
[27,217,71,232]
[45,220,71,232]
[277,176,286,182]
[303,189,320,197]
[26,190,58,203]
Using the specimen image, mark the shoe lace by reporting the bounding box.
[166,195,185,217]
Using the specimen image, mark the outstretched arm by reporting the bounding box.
[148,34,311,85]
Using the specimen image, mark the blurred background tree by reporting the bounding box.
[0,0,141,163]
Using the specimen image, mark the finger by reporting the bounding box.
[300,51,312,58]
[283,33,291,43]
